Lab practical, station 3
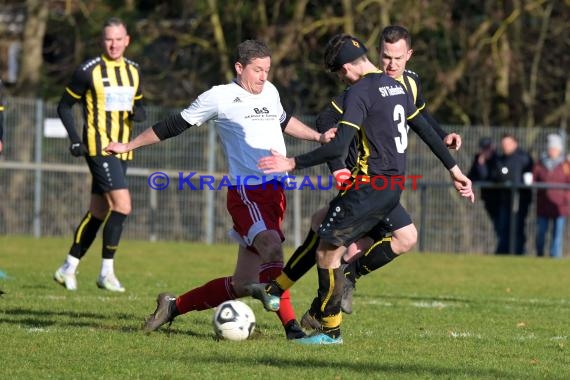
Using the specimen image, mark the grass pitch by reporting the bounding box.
[0,236,568,379]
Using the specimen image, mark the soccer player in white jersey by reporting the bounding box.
[105,39,336,339]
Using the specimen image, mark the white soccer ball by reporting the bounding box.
[212,300,256,341]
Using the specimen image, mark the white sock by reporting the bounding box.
[62,255,80,274]
[100,259,114,278]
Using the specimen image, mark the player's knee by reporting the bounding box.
[392,227,417,254]
[112,203,132,215]
[253,231,283,262]
[262,241,283,262]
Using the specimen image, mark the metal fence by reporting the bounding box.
[0,96,568,256]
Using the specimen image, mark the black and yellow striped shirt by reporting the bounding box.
[63,55,143,160]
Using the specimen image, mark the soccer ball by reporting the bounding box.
[212,300,256,341]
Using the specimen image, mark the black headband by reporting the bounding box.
[329,38,368,72]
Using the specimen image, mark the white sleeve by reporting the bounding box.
[180,87,218,126]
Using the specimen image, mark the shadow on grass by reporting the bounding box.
[0,307,142,333]
[198,355,514,379]
[0,306,215,337]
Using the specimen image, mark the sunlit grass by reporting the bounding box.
[0,236,568,379]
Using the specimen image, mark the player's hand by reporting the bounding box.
[69,142,87,157]
[258,149,295,173]
[333,168,351,187]
[444,133,462,150]
[104,142,130,154]
[449,166,475,203]
[0,140,3,155]
[319,127,337,144]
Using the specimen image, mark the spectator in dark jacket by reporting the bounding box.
[493,134,534,255]
[533,133,570,258]
[469,137,501,237]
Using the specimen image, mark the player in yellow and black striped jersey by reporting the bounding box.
[53,17,146,293]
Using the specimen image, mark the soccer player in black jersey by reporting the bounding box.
[338,25,464,312]
[248,26,466,320]
[53,17,146,292]
[251,34,474,344]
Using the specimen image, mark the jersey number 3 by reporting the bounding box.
[393,104,408,154]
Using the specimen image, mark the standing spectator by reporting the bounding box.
[533,133,570,258]
[468,137,501,239]
[53,17,146,292]
[494,133,534,255]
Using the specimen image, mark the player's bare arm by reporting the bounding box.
[284,116,337,143]
[105,126,161,154]
[105,113,192,154]
[259,123,355,174]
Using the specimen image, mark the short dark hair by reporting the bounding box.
[103,17,127,31]
[380,25,411,49]
[235,40,271,66]
[501,133,518,142]
[324,34,368,72]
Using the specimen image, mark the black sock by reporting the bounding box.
[316,267,344,337]
[356,238,398,277]
[69,212,103,259]
[102,211,127,259]
[267,280,285,297]
[282,228,319,282]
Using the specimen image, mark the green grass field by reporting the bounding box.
[0,236,568,379]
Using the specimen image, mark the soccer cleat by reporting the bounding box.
[284,319,306,340]
[300,309,322,331]
[294,332,343,345]
[53,268,77,290]
[96,274,125,292]
[245,283,280,312]
[144,293,179,332]
[341,273,356,314]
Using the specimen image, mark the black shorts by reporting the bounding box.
[365,203,413,241]
[318,183,402,247]
[86,155,128,194]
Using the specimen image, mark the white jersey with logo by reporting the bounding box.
[180,80,287,185]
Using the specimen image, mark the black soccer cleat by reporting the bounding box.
[284,319,306,340]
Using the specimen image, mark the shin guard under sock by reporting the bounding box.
[176,277,236,314]
[69,212,103,259]
[282,228,319,282]
[356,237,398,277]
[316,267,344,337]
[102,211,127,259]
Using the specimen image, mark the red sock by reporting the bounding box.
[175,277,236,314]
[259,262,296,325]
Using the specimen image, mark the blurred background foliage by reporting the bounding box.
[1,0,569,128]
